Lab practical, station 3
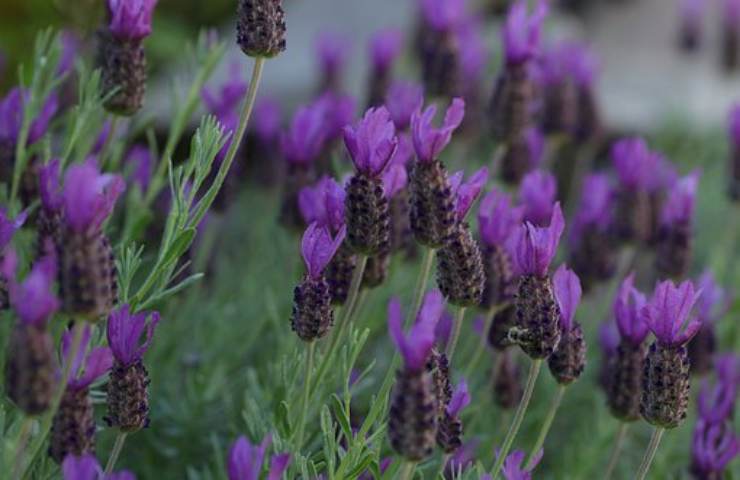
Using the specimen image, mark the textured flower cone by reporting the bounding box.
[36,208,64,259]
[105,360,150,432]
[542,83,578,135]
[20,161,40,208]
[436,412,463,453]
[687,325,716,375]
[613,190,653,243]
[654,222,692,280]
[367,69,392,108]
[325,242,356,305]
[96,30,146,116]
[420,31,461,98]
[481,243,515,310]
[547,323,586,385]
[488,64,533,143]
[499,133,531,185]
[389,368,438,461]
[280,164,315,230]
[409,160,456,248]
[290,275,334,341]
[4,325,56,416]
[362,252,390,289]
[390,188,415,257]
[488,304,517,350]
[575,88,602,143]
[641,343,691,428]
[345,174,390,255]
[730,147,740,201]
[49,388,96,464]
[722,24,739,71]
[607,340,647,421]
[60,229,117,320]
[236,0,287,58]
[511,275,562,359]
[570,229,617,292]
[436,223,484,307]
[428,349,452,417]
[493,349,523,409]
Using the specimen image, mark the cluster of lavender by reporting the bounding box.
[677,0,740,71]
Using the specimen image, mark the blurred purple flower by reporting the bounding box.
[445,440,479,475]
[501,0,548,66]
[456,16,487,86]
[645,153,678,193]
[58,31,82,77]
[267,453,291,480]
[0,87,59,145]
[62,453,135,480]
[478,188,524,247]
[660,171,700,227]
[611,138,652,190]
[520,170,557,227]
[125,145,153,193]
[3,249,58,328]
[553,264,582,332]
[39,159,63,213]
[107,305,160,368]
[694,270,729,325]
[62,324,113,390]
[570,173,613,246]
[497,449,543,480]
[411,98,465,163]
[389,289,444,372]
[299,176,346,233]
[570,43,600,88]
[448,167,488,221]
[321,92,356,143]
[301,222,346,279]
[227,436,269,480]
[641,280,702,347]
[343,106,398,177]
[420,0,467,32]
[62,159,125,233]
[107,0,158,41]
[598,319,620,356]
[691,420,739,478]
[513,203,565,277]
[282,99,331,166]
[435,308,454,350]
[316,31,351,81]
[252,97,282,144]
[447,380,471,416]
[0,208,26,253]
[369,28,403,73]
[386,81,424,131]
[614,273,649,346]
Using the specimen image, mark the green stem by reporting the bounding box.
[446,306,466,362]
[635,427,664,480]
[295,342,316,449]
[99,115,119,169]
[464,304,505,379]
[398,461,416,480]
[525,384,566,469]
[711,204,740,282]
[489,358,542,478]
[604,422,628,480]
[104,432,128,474]
[11,418,33,480]
[409,248,435,326]
[435,454,451,479]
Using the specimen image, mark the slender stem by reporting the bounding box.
[635,427,665,480]
[295,342,316,449]
[464,304,505,379]
[105,432,128,474]
[525,384,566,469]
[342,255,367,331]
[489,358,542,478]
[398,461,416,480]
[409,248,435,326]
[604,422,629,480]
[11,418,33,480]
[446,306,466,362]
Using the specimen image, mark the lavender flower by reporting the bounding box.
[369,28,402,74]
[281,100,330,166]
[62,160,125,234]
[660,171,700,227]
[520,170,557,227]
[690,419,739,479]
[697,375,737,425]
[124,145,153,193]
[227,436,291,480]
[252,97,282,144]
[501,0,548,66]
[449,167,489,222]
[570,173,613,246]
[513,203,565,277]
[62,453,135,480]
[107,305,159,368]
[420,0,467,32]
[437,380,470,453]
[411,98,465,163]
[614,274,649,346]
[344,107,398,177]
[236,0,286,59]
[316,31,351,92]
[641,280,702,347]
[301,222,346,280]
[4,250,58,327]
[107,0,157,41]
[497,449,543,480]
[299,176,345,234]
[553,265,581,333]
[612,138,652,190]
[478,189,524,248]
[549,265,586,384]
[389,290,444,372]
[386,81,424,131]
[0,209,27,256]
[0,87,59,146]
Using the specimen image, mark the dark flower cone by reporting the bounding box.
[613,189,652,244]
[436,223,484,307]
[105,359,150,432]
[409,160,456,248]
[655,222,692,280]
[428,349,452,417]
[367,69,391,109]
[607,340,647,421]
[598,350,615,394]
[20,160,41,208]
[60,229,118,321]
[280,164,315,230]
[420,30,461,98]
[542,83,578,136]
[389,368,438,461]
[436,412,463,454]
[291,275,334,342]
[499,134,531,185]
[96,30,146,116]
[687,324,716,376]
[489,64,533,143]
[362,252,390,289]
[49,388,96,464]
[547,323,587,385]
[4,325,57,416]
[390,188,416,257]
[730,147,740,201]
[488,304,517,350]
[493,349,523,409]
[570,229,617,291]
[481,243,515,309]
[722,24,739,72]
[511,274,562,359]
[37,207,64,260]
[345,174,390,255]
[236,0,287,58]
[641,342,691,429]
[575,88,602,143]
[325,242,356,305]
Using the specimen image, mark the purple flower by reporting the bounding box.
[62,159,125,233]
[611,138,652,190]
[520,170,557,227]
[513,203,565,277]
[92,122,113,155]
[299,176,346,233]
[107,0,157,41]
[267,453,291,480]
[478,189,524,247]
[227,436,269,480]
[641,280,702,347]
[497,449,543,480]
[281,99,330,165]
[691,420,739,477]
[448,167,489,221]
[202,62,248,127]
[526,127,545,169]
[0,88,58,145]
[316,31,351,80]
[321,92,356,143]
[39,159,63,212]
[388,289,445,372]
[697,376,737,425]
[125,145,153,193]
[107,305,160,368]
[301,222,346,279]
[252,97,282,144]
[447,380,471,416]
[553,264,582,332]
[62,325,113,390]
[570,43,599,88]
[62,454,135,480]
[58,31,81,77]
[645,152,678,194]
[383,162,409,200]
[445,440,479,475]
[386,81,424,131]
[728,103,740,147]
[614,273,649,345]
[457,16,487,86]
[343,106,398,177]
[715,353,740,386]
[538,43,571,87]
[570,173,613,246]
[598,319,620,356]
[724,0,740,26]
[694,270,729,325]
[501,0,548,66]
[411,98,465,163]
[660,171,700,227]
[369,28,402,73]
[435,308,454,350]
[0,208,26,253]
[420,0,467,31]
[3,249,59,328]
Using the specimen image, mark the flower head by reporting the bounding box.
[321,92,356,143]
[570,43,599,88]
[39,159,63,212]
[386,81,424,131]
[382,135,413,199]
[691,420,739,477]
[502,0,548,66]
[448,167,489,221]
[301,222,346,279]
[252,97,282,143]
[125,146,153,193]
[520,170,557,227]
[645,153,678,194]
[267,453,291,480]
[3,249,59,328]
[0,208,26,253]
[388,289,444,371]
[299,176,346,233]
[729,103,740,148]
[614,273,649,345]
[447,380,471,416]
[281,99,330,165]
[697,376,737,425]
[107,0,158,41]
[63,159,125,233]
[411,98,465,163]
[694,270,729,325]
[599,319,620,356]
[570,173,613,245]
[611,138,653,190]
[316,31,351,80]
[420,0,467,31]
[660,171,700,227]
[0,88,58,145]
[227,436,269,480]
[343,106,398,177]
[62,453,135,480]
[62,325,113,390]
[513,202,565,277]
[553,265,582,332]
[369,28,402,72]
[457,16,487,85]
[107,305,160,368]
[641,280,702,347]
[478,189,524,247]
[498,449,543,480]
[526,127,546,169]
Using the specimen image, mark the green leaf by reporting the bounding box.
[331,394,353,442]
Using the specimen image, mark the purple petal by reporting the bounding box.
[552,265,582,332]
[63,159,125,233]
[389,290,444,371]
[502,0,548,65]
[267,453,291,480]
[613,273,649,345]
[11,253,59,327]
[453,167,489,220]
[62,453,102,480]
[478,189,524,247]
[107,0,158,41]
[343,106,398,177]
[39,159,63,212]
[660,171,700,227]
[72,346,113,390]
[369,28,402,72]
[520,170,557,227]
[227,436,269,480]
[386,81,424,131]
[107,305,160,367]
[446,380,471,416]
[301,223,346,279]
[411,98,465,163]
